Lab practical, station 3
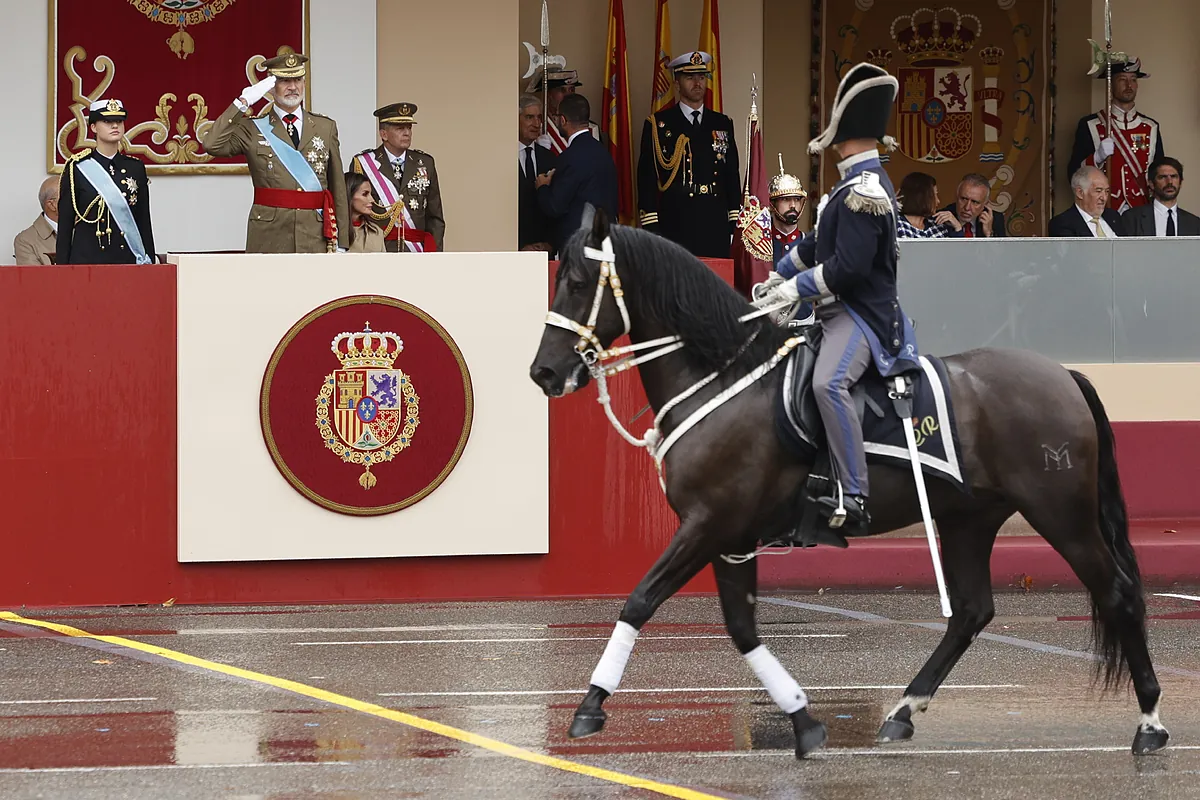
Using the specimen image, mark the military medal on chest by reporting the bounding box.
[306,136,328,166]
[712,130,729,161]
[122,176,139,206]
[407,161,431,194]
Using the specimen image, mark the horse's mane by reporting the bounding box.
[560,223,791,373]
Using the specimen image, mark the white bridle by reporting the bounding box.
[543,236,803,481]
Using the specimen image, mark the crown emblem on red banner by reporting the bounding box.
[890,8,981,67]
[331,324,404,369]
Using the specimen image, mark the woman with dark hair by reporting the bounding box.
[344,171,386,253]
[896,171,961,238]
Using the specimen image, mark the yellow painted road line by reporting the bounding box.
[0,611,723,800]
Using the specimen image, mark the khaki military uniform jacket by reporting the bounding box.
[203,103,350,253]
[13,215,56,265]
[350,146,445,252]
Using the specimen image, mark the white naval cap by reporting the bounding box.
[668,50,713,75]
[88,98,127,122]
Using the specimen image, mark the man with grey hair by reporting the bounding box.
[941,173,1007,237]
[518,93,557,251]
[13,177,60,264]
[1048,165,1127,237]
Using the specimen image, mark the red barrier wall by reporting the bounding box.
[0,263,1196,608]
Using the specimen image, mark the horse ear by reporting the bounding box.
[589,205,610,243]
[579,203,596,234]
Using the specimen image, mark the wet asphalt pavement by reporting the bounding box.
[2,590,1200,799]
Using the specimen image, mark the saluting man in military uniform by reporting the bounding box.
[755,63,920,531]
[203,52,349,253]
[58,99,157,265]
[349,103,444,252]
[637,51,741,258]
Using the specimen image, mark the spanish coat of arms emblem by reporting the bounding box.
[315,323,420,489]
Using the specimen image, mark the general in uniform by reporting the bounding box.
[349,102,444,252]
[1067,55,1164,213]
[756,63,919,530]
[58,99,156,265]
[202,52,349,253]
[637,51,740,258]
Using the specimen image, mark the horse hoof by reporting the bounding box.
[1133,726,1170,755]
[568,710,607,739]
[791,708,828,759]
[876,717,915,743]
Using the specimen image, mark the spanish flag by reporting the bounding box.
[698,0,723,113]
[650,0,673,114]
[603,0,635,224]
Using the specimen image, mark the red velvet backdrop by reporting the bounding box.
[51,0,306,172]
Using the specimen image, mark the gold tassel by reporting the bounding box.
[359,465,377,490]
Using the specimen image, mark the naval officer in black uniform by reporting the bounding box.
[637,50,740,258]
[755,63,920,531]
[58,99,156,264]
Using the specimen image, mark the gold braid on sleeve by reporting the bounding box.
[649,116,690,193]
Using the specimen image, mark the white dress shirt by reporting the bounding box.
[519,141,539,176]
[566,129,589,146]
[382,146,407,174]
[678,101,705,126]
[1076,204,1116,238]
[274,104,303,140]
[44,213,58,233]
[1153,199,1179,237]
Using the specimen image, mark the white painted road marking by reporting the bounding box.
[1154,592,1200,603]
[378,684,1022,698]
[0,696,155,706]
[293,633,846,646]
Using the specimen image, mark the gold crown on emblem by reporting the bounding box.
[978,45,1005,66]
[690,51,703,66]
[890,8,980,67]
[331,324,405,369]
[286,54,298,67]
[107,99,121,113]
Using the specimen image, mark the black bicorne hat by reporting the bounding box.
[808,63,899,154]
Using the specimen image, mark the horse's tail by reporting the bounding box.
[1069,369,1145,690]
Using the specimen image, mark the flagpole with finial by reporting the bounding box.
[744,74,758,205]
[541,0,550,136]
[1104,0,1113,183]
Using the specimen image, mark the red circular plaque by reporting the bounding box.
[260,295,473,515]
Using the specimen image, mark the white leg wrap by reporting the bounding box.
[887,695,931,719]
[1140,700,1165,731]
[589,621,638,694]
[745,645,808,714]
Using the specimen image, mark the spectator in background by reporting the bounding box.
[896,171,960,238]
[344,172,386,253]
[517,94,557,252]
[1122,156,1200,236]
[942,173,1006,237]
[13,177,59,265]
[536,93,618,254]
[1048,165,1127,237]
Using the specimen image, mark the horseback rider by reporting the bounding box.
[753,62,919,531]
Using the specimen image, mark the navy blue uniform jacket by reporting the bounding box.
[537,132,619,252]
[777,155,919,377]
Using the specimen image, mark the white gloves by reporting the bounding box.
[536,132,554,150]
[1095,138,1116,164]
[239,75,277,107]
[751,271,786,302]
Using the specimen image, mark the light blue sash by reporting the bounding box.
[252,116,322,192]
[74,158,151,264]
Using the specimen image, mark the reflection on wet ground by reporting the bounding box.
[2,590,1200,798]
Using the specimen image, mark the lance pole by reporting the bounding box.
[1104,0,1113,183]
[541,0,550,136]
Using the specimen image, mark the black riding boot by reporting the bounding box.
[815,493,870,534]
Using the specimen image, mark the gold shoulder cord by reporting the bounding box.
[68,154,112,245]
[649,116,691,192]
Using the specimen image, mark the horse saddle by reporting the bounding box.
[773,323,967,548]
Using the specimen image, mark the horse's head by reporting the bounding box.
[530,206,628,397]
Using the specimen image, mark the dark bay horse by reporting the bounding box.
[529,209,1169,758]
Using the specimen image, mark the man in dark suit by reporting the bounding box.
[517,94,557,252]
[1048,166,1127,237]
[637,50,741,258]
[940,173,1006,237]
[1122,156,1200,236]
[536,93,618,254]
